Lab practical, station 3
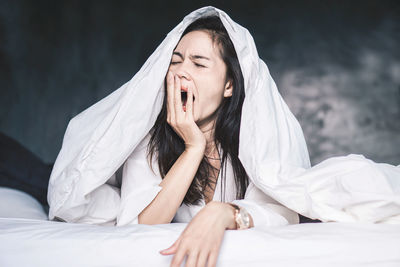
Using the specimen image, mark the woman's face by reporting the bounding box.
[168,30,232,128]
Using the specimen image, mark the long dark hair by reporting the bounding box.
[147,15,249,205]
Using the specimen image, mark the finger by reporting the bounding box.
[196,251,208,267]
[160,237,181,255]
[206,252,218,267]
[170,246,187,267]
[185,84,194,120]
[166,71,175,123]
[186,251,199,267]
[174,75,183,118]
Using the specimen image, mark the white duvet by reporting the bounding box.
[46,5,400,225]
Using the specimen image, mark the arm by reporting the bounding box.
[138,146,204,224]
[138,72,206,224]
[159,184,294,267]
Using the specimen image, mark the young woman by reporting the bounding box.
[48,7,310,267]
[119,15,299,267]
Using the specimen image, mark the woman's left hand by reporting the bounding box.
[160,201,236,267]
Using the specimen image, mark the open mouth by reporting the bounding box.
[181,90,195,111]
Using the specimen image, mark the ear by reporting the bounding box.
[224,80,233,98]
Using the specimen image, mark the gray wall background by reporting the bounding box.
[0,0,399,166]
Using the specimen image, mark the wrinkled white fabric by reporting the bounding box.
[2,218,400,267]
[47,6,400,225]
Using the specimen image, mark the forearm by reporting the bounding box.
[138,146,205,224]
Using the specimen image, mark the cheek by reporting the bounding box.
[193,72,226,117]
[197,85,224,114]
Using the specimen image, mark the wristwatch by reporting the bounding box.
[228,203,251,230]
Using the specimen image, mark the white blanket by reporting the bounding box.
[46,5,400,226]
[0,218,399,267]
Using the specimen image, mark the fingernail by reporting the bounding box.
[159,249,168,254]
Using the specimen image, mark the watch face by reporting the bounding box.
[238,208,250,228]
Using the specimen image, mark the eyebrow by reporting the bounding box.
[172,51,210,61]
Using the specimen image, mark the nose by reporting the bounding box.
[172,61,191,81]
[176,71,189,80]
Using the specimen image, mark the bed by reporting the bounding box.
[0,187,399,267]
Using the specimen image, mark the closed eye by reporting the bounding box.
[170,62,206,68]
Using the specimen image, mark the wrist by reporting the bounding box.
[185,144,206,155]
[224,203,238,230]
[204,201,236,229]
[214,202,237,230]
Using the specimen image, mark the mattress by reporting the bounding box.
[0,217,399,267]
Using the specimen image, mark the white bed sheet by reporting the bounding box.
[0,218,399,267]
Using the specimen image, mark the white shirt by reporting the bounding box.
[76,133,299,227]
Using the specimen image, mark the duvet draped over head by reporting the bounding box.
[47,6,400,224]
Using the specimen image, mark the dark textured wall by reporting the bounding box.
[1,0,399,166]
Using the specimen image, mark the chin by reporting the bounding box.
[194,114,203,125]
